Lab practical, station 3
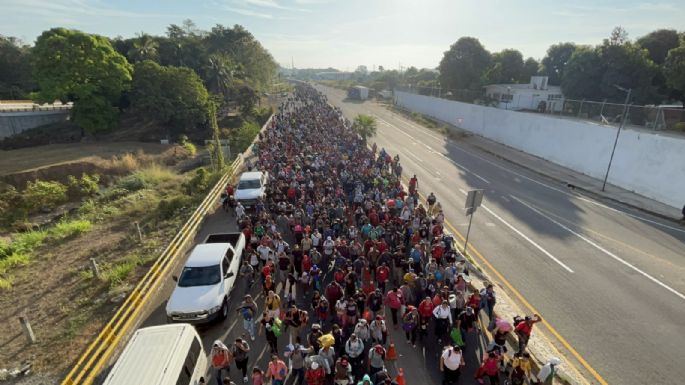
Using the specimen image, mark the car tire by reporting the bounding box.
[219,298,228,321]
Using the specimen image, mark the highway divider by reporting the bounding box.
[61,116,272,385]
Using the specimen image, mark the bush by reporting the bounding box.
[23,180,68,211]
[67,173,100,200]
[183,167,211,195]
[157,195,193,220]
[675,122,685,131]
[0,185,27,226]
[182,141,197,156]
[50,219,92,239]
[233,121,261,154]
[252,106,273,126]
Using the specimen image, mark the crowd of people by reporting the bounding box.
[211,85,556,385]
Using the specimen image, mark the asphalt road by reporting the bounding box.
[315,85,685,385]
[138,206,491,385]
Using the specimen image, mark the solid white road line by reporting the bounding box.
[379,103,685,234]
[457,188,575,273]
[510,195,685,301]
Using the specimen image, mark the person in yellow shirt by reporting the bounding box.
[509,351,532,385]
[265,290,281,319]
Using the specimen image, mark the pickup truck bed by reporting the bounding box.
[204,233,242,244]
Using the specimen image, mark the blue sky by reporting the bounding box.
[1,0,683,70]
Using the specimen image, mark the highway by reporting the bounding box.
[315,85,685,385]
[136,199,489,385]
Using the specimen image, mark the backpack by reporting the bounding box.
[240,307,253,320]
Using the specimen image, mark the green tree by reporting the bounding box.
[485,49,524,84]
[438,37,491,94]
[637,29,681,65]
[234,83,259,116]
[663,44,685,106]
[520,57,540,83]
[130,60,211,135]
[353,114,377,142]
[127,33,159,63]
[0,35,34,99]
[561,46,604,100]
[32,28,132,134]
[204,53,242,98]
[205,24,277,90]
[208,102,224,170]
[541,42,576,85]
[597,41,658,103]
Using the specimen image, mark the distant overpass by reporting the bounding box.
[0,101,72,138]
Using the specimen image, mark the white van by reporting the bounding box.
[102,324,206,385]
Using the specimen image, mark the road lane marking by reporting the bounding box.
[511,195,685,302]
[406,151,424,163]
[379,103,685,234]
[457,188,574,273]
[406,184,600,385]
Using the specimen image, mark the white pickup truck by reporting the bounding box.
[166,232,245,324]
[234,171,268,208]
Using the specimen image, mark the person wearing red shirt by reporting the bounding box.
[369,210,379,227]
[418,296,435,339]
[515,315,541,353]
[375,263,390,293]
[305,362,326,385]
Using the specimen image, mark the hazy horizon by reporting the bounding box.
[2,0,684,71]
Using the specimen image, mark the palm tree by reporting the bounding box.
[353,114,377,142]
[128,33,159,62]
[204,53,243,99]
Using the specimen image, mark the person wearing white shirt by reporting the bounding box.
[433,300,452,341]
[440,345,465,385]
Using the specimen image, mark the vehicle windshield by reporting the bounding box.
[177,265,221,287]
[237,179,261,189]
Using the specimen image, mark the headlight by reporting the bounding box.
[209,305,222,314]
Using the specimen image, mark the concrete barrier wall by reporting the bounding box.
[395,91,685,209]
[0,110,70,138]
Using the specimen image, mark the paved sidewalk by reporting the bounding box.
[444,123,683,222]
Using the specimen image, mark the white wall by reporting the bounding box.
[395,91,685,209]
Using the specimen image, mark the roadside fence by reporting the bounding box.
[61,116,272,385]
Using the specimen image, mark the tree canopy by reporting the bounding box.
[0,35,33,99]
[32,28,133,134]
[485,49,524,84]
[438,37,491,91]
[130,60,212,135]
[541,43,577,86]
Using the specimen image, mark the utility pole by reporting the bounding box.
[602,87,631,191]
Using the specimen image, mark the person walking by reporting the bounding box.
[475,351,500,385]
[367,344,386,378]
[232,338,251,383]
[265,290,281,319]
[237,294,258,341]
[259,311,279,354]
[266,354,288,385]
[402,305,419,347]
[288,337,308,385]
[210,341,233,385]
[515,314,541,353]
[305,361,326,385]
[536,357,562,385]
[433,300,452,343]
[345,333,365,380]
[439,345,464,385]
[369,315,387,345]
[385,287,404,329]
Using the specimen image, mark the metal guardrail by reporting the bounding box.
[60,110,274,383]
[0,105,72,113]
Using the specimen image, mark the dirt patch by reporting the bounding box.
[0,142,171,176]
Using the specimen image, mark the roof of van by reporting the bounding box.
[239,171,264,180]
[103,324,200,385]
[186,243,230,267]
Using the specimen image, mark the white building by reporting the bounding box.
[484,76,564,112]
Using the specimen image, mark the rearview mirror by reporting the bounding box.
[172,275,178,282]
[225,271,235,279]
